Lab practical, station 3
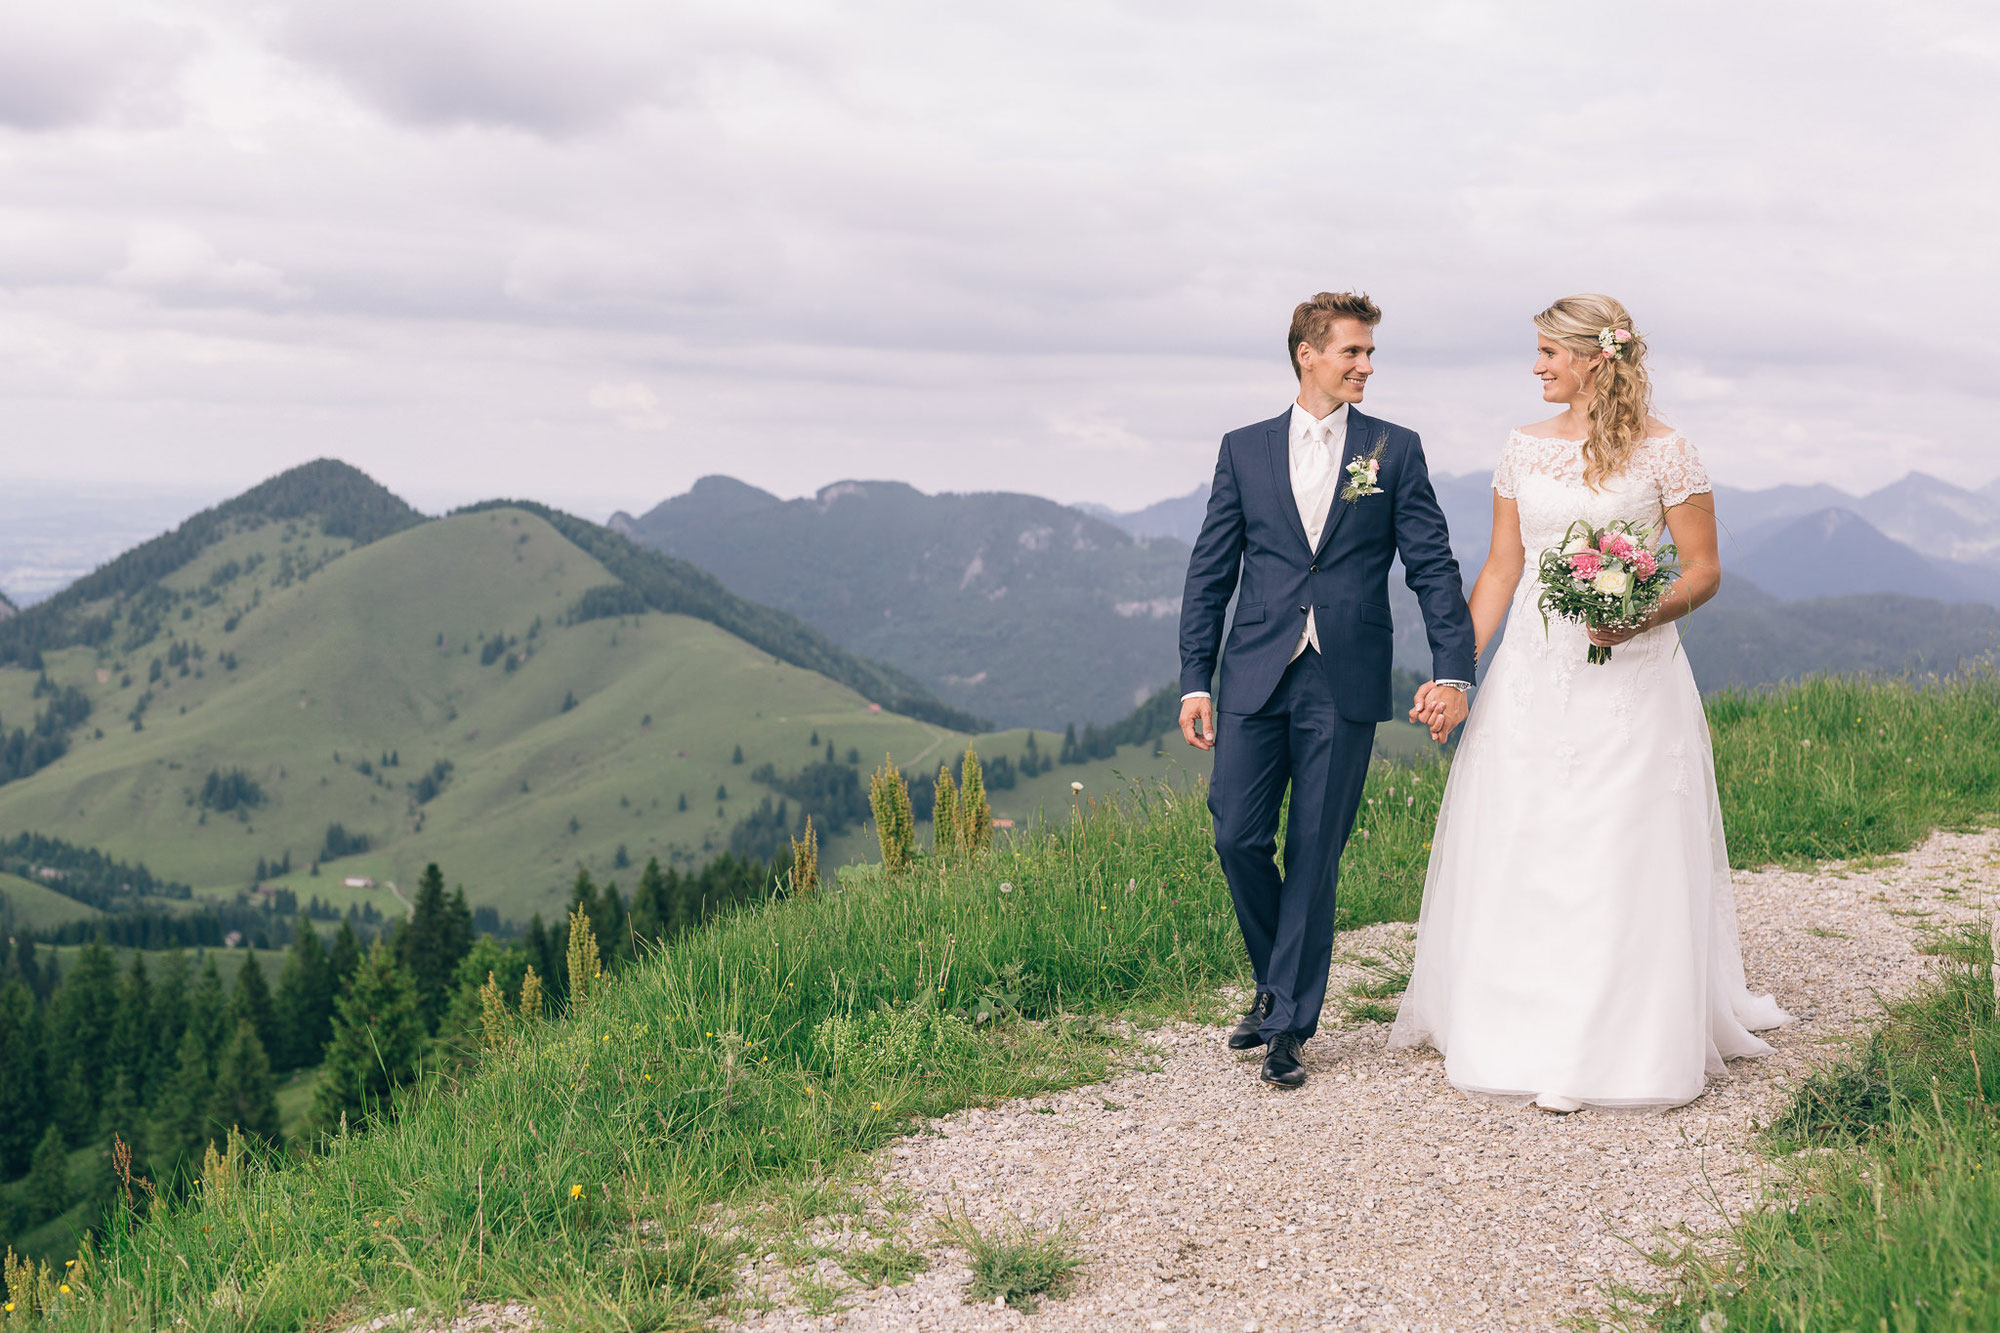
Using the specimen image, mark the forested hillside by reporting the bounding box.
[611,476,1189,728]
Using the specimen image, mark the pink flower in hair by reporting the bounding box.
[1614,328,1632,343]
[1569,551,1603,581]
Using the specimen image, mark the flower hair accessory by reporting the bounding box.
[1597,326,1634,360]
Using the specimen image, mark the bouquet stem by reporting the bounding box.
[1586,644,1613,666]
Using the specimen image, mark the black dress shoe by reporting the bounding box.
[1227,992,1275,1050]
[1260,1032,1307,1088]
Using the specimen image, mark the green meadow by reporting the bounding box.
[7,672,1992,1330]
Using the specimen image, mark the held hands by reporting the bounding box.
[1408,681,1469,744]
[1179,695,1216,751]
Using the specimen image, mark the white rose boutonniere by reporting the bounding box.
[1340,433,1389,503]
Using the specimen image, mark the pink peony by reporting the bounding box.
[1601,533,1636,560]
[1569,551,1603,581]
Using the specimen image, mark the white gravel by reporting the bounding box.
[724,829,1999,1333]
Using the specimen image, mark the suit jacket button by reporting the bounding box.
[1309,564,1319,573]
[1299,605,1308,613]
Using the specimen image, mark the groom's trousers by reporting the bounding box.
[1208,648,1374,1041]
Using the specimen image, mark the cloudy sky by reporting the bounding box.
[1,0,1994,521]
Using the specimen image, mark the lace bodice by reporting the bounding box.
[1494,430,1710,563]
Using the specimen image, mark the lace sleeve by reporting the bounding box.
[1651,433,1711,507]
[1492,433,1521,499]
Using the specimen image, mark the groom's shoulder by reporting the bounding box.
[1355,409,1423,450]
[1222,408,1292,445]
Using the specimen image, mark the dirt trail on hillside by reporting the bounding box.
[725,830,1998,1333]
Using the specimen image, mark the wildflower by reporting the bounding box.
[644,1073,652,1081]
[871,1101,883,1110]
[6,1302,15,1313]
[999,881,1013,893]
[59,1285,70,1296]
[1070,781,1083,792]
[1099,904,1107,911]
[570,1184,584,1199]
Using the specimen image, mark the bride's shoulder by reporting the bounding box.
[1512,415,1582,441]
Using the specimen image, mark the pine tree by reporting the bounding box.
[207,1019,282,1149]
[230,952,281,1063]
[46,940,119,1145]
[274,919,335,1071]
[0,980,45,1178]
[150,1023,216,1186]
[311,941,425,1134]
[825,740,836,763]
[147,950,191,1098]
[932,763,960,857]
[597,880,630,963]
[629,857,675,946]
[731,744,743,764]
[869,756,915,872]
[676,792,687,812]
[26,1122,69,1225]
[110,953,155,1106]
[957,749,992,854]
[328,917,364,991]
[395,863,470,1032]
[186,955,229,1067]
[96,1068,143,1156]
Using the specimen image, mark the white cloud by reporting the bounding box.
[588,380,670,432]
[108,224,307,305]
[0,0,1992,514]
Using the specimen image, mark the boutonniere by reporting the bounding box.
[1339,433,1389,502]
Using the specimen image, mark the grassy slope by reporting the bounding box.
[0,872,103,930]
[45,676,1999,1330]
[0,510,956,924]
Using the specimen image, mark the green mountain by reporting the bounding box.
[0,463,1232,934]
[0,464,1022,922]
[610,477,1192,729]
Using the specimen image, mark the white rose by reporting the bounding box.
[1562,533,1592,555]
[1592,569,1633,596]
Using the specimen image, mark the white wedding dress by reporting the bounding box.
[1388,430,1791,1110]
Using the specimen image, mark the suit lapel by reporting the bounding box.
[1312,408,1372,561]
[1263,410,1313,556]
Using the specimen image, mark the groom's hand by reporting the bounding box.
[1179,696,1215,751]
[1410,681,1468,743]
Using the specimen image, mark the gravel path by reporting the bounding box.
[724,830,1998,1333]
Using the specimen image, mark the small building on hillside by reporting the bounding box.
[343,876,376,889]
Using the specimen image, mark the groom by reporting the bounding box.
[1178,292,1475,1088]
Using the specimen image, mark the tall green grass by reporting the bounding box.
[1603,925,2000,1332]
[21,673,2000,1330]
[1708,671,2000,866]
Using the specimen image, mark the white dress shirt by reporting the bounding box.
[1286,400,1347,663]
[1181,401,1470,707]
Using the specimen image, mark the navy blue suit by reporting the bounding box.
[1180,405,1474,1039]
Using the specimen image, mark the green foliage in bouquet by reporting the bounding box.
[1535,518,1679,665]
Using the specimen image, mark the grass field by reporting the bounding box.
[0,873,103,931]
[22,673,1995,1331]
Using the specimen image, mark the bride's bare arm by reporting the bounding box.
[1588,493,1721,645]
[1654,494,1720,624]
[1467,493,1525,662]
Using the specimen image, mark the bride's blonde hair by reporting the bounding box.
[1534,294,1653,489]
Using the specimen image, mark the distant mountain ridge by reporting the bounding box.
[1088,469,2000,608]
[611,477,1191,728]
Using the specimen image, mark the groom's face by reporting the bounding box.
[1297,318,1375,405]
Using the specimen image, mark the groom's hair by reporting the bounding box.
[1289,292,1382,380]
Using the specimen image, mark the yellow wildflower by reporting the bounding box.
[870,1101,883,1110]
[570,1184,583,1198]
[60,1285,71,1295]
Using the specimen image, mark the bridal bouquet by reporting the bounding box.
[1535,519,1678,665]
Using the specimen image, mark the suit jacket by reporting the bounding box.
[1178,405,1475,721]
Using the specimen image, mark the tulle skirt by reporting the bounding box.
[1388,594,1791,1110]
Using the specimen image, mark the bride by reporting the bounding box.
[1388,294,1790,1113]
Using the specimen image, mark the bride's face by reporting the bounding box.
[1533,334,1596,404]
